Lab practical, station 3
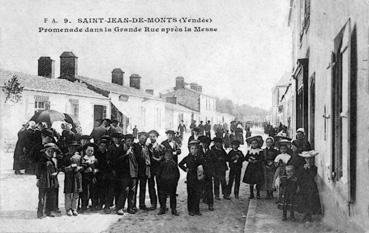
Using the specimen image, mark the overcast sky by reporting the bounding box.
[0,0,291,109]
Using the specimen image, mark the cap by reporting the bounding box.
[148,130,159,137]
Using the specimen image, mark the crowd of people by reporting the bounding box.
[12,118,321,223]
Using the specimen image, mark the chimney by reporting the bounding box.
[112,68,124,85]
[129,74,141,89]
[175,76,185,89]
[145,89,154,95]
[190,82,198,91]
[60,51,78,81]
[166,96,177,104]
[197,85,203,92]
[38,57,55,78]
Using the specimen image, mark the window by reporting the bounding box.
[299,0,311,43]
[34,95,50,114]
[69,99,79,118]
[294,58,309,137]
[94,105,107,125]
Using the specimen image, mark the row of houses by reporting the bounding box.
[272,0,369,232]
[0,51,234,148]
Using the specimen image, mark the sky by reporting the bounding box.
[0,0,291,109]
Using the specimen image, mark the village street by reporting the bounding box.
[0,131,251,233]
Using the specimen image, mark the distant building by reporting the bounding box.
[161,76,218,124]
[271,72,290,127]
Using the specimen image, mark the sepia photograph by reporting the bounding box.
[0,0,367,232]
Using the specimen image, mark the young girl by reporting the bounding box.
[179,140,204,216]
[273,140,292,204]
[296,151,322,223]
[262,137,279,199]
[243,136,264,199]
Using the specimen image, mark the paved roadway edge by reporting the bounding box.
[244,199,258,233]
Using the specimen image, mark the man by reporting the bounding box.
[108,120,119,136]
[205,121,211,138]
[94,137,110,210]
[147,130,163,210]
[188,127,200,150]
[177,120,186,138]
[199,136,215,211]
[211,137,230,200]
[198,121,205,136]
[104,133,123,213]
[161,130,181,164]
[133,132,151,210]
[116,134,137,214]
[133,125,138,139]
[36,143,61,218]
[189,120,196,135]
[90,119,107,144]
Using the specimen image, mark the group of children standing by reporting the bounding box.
[242,130,322,223]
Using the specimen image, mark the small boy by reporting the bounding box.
[81,143,98,211]
[63,151,83,216]
[273,140,291,204]
[179,140,204,216]
[279,165,297,221]
[227,140,244,199]
[157,150,180,216]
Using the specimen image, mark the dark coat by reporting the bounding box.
[262,147,279,191]
[211,146,228,176]
[278,176,298,211]
[288,153,306,171]
[62,153,82,194]
[13,129,27,170]
[296,165,322,215]
[81,155,97,182]
[133,143,151,178]
[179,153,204,185]
[227,149,244,171]
[161,139,181,164]
[147,142,163,176]
[157,159,180,194]
[36,153,59,189]
[202,148,215,178]
[243,149,264,185]
[115,146,131,178]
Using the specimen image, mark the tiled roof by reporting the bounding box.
[162,87,215,99]
[75,75,161,100]
[165,101,197,113]
[0,69,106,99]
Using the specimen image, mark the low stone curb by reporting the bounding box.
[244,199,258,233]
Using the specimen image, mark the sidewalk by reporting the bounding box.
[244,198,342,233]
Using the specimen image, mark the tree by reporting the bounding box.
[2,75,24,103]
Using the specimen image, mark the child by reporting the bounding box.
[279,165,297,221]
[179,140,204,216]
[63,151,83,216]
[81,143,98,212]
[157,150,180,216]
[296,151,322,223]
[273,140,291,204]
[36,143,60,218]
[263,137,279,199]
[243,136,264,199]
[227,140,244,199]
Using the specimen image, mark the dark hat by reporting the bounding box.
[124,134,134,140]
[199,136,211,145]
[275,135,292,142]
[193,127,200,132]
[80,135,91,140]
[138,131,148,137]
[165,130,175,135]
[41,143,60,152]
[231,139,241,146]
[101,135,111,141]
[213,137,223,144]
[111,132,123,139]
[99,139,110,144]
[103,119,112,124]
[41,128,54,138]
[111,119,118,124]
[82,142,98,152]
[148,130,159,137]
[246,135,264,146]
[68,140,81,147]
[189,140,200,145]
